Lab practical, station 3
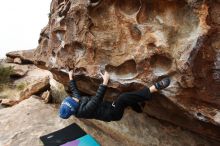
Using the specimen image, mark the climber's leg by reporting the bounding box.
[110,77,171,120]
[113,77,171,108]
[110,87,151,120]
[114,86,152,108]
[109,86,151,118]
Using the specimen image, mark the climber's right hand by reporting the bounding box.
[68,70,74,80]
[100,71,110,86]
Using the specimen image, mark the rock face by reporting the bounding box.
[32,0,220,142]
[0,62,52,104]
[2,63,29,77]
[6,49,35,64]
[0,99,18,106]
[19,77,50,100]
[13,58,22,64]
[0,97,219,146]
[41,90,51,103]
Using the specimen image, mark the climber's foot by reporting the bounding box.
[154,77,170,90]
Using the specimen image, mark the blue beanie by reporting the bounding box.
[59,96,79,119]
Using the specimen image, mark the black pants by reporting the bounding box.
[111,87,152,120]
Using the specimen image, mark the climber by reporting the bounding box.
[59,69,170,122]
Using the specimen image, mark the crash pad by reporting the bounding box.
[40,123,86,146]
[61,134,100,146]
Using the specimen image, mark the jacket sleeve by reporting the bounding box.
[79,84,107,114]
[69,80,81,99]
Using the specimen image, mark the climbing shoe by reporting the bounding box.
[154,77,170,90]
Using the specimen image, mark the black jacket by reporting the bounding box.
[69,80,121,122]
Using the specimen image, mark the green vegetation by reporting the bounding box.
[16,82,27,90]
[0,65,14,84]
[0,65,14,92]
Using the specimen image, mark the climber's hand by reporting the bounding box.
[100,71,110,85]
[68,70,74,80]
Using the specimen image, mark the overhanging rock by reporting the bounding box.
[30,0,220,141]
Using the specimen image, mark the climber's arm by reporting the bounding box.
[78,71,110,113]
[85,71,110,105]
[69,70,81,99]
